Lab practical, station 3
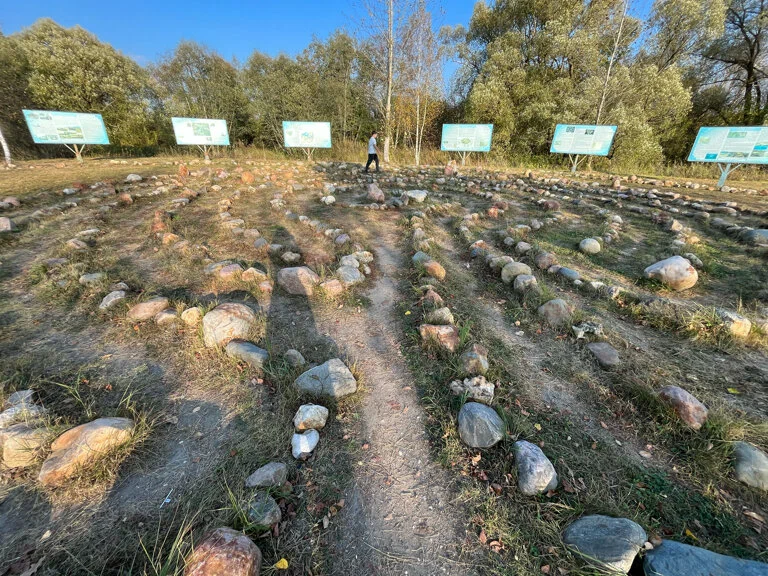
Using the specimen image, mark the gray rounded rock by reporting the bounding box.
[733,441,768,491]
[579,238,601,254]
[294,358,357,398]
[246,492,282,527]
[457,402,505,448]
[513,440,558,495]
[245,462,288,488]
[562,515,647,574]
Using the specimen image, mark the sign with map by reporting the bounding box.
[550,124,617,156]
[171,117,230,146]
[440,124,493,152]
[282,121,332,148]
[22,110,110,145]
[688,126,768,164]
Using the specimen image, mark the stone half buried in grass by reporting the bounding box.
[0,424,51,468]
[643,256,698,291]
[657,385,708,430]
[460,343,489,376]
[246,492,282,527]
[38,417,135,487]
[225,340,269,369]
[643,539,768,576]
[292,429,320,460]
[294,359,357,398]
[537,298,572,327]
[245,462,288,488]
[562,515,647,574]
[586,342,620,369]
[202,303,258,348]
[184,527,262,576]
[732,441,768,492]
[127,296,170,322]
[457,402,505,448]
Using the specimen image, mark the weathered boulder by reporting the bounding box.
[127,297,170,321]
[184,527,262,576]
[513,440,558,495]
[367,183,385,203]
[245,462,288,488]
[537,299,572,326]
[501,262,532,283]
[1,424,50,468]
[38,417,134,486]
[644,539,768,576]
[246,492,282,527]
[449,376,494,405]
[733,441,768,491]
[579,238,601,254]
[458,402,505,448]
[658,386,708,430]
[294,359,357,398]
[225,340,269,369]
[202,303,258,348]
[293,404,329,431]
[277,266,320,296]
[643,256,698,291]
[418,324,460,352]
[460,343,489,375]
[562,515,647,574]
[586,342,620,369]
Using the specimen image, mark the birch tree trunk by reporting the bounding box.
[383,0,394,163]
[0,125,11,167]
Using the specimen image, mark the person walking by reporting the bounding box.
[365,130,380,173]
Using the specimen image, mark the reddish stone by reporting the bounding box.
[185,527,261,576]
[419,324,460,352]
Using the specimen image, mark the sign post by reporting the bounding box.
[687,126,768,187]
[440,124,493,165]
[22,110,110,162]
[282,121,332,160]
[550,124,617,173]
[171,117,230,160]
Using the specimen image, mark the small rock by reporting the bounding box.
[293,404,329,431]
[658,385,708,430]
[460,343,489,375]
[457,402,505,448]
[449,376,494,404]
[127,297,170,321]
[1,424,50,468]
[418,324,460,352]
[579,238,601,254]
[246,492,282,526]
[586,342,620,369]
[277,266,320,296]
[225,340,269,369]
[716,309,752,339]
[79,272,105,285]
[284,349,306,367]
[154,308,178,325]
[644,256,698,291]
[643,539,768,576]
[242,268,268,283]
[292,429,320,460]
[294,359,357,398]
[501,262,532,283]
[337,265,364,287]
[202,303,258,348]
[181,306,203,326]
[184,527,262,576]
[425,307,454,325]
[562,515,647,574]
[537,299,572,326]
[320,278,344,296]
[732,441,768,491]
[513,440,558,495]
[534,252,557,270]
[423,260,446,281]
[245,462,288,489]
[99,290,126,310]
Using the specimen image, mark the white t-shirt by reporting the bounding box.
[368,137,377,154]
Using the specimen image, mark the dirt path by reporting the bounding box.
[319,222,477,575]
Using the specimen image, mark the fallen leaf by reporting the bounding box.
[273,558,289,570]
[684,528,698,541]
[727,388,740,395]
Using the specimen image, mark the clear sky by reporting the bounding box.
[2,0,654,66]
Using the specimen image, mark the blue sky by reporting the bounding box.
[2,0,654,66]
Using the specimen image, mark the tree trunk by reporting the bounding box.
[0,125,11,167]
[744,65,756,124]
[383,0,394,163]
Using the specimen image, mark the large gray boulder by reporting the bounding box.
[644,539,768,576]
[202,303,258,348]
[294,359,357,398]
[457,402,505,448]
[562,515,647,574]
[733,441,768,491]
[643,256,698,291]
[513,440,558,495]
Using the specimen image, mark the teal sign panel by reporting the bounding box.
[550,124,617,156]
[688,126,768,164]
[282,121,332,148]
[440,124,493,152]
[22,109,110,145]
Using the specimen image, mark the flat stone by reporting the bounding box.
[246,492,282,526]
[1,424,50,468]
[733,441,768,491]
[184,527,262,576]
[205,261,234,275]
[449,376,494,405]
[277,266,320,296]
[644,256,698,291]
[293,404,329,431]
[407,189,428,203]
[127,297,170,321]
[292,429,320,460]
[537,299,572,326]
[558,267,580,281]
[181,306,203,326]
[0,403,46,430]
[99,290,126,310]
[294,358,357,398]
[79,272,105,285]
[418,324,460,352]
[644,539,768,576]
[458,402,505,448]
[562,515,647,574]
[242,267,268,283]
[658,385,708,429]
[513,440,558,495]
[38,417,134,486]
[218,263,244,280]
[202,303,258,348]
[245,462,288,489]
[225,340,268,369]
[586,342,620,369]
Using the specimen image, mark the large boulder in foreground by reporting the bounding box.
[203,303,258,348]
[277,266,320,296]
[38,417,134,486]
[185,527,262,576]
[643,256,698,291]
[644,539,768,576]
[562,515,647,574]
[458,402,505,448]
[294,359,357,398]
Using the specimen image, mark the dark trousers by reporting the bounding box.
[365,153,379,172]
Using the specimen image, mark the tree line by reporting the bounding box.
[0,0,766,170]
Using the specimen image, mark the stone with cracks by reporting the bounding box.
[586,342,620,369]
[562,515,647,574]
[277,266,320,296]
[38,417,134,486]
[202,303,258,348]
[292,429,320,459]
[513,440,558,495]
[537,299,572,326]
[643,256,698,291]
[127,297,170,321]
[644,539,768,576]
[658,385,708,430]
[184,527,262,576]
[418,324,460,352]
[732,441,768,491]
[226,340,269,369]
[293,404,329,431]
[458,402,505,448]
[245,462,288,488]
[246,492,282,527]
[294,359,357,398]
[449,376,494,405]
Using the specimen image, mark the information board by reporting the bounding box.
[550,124,617,156]
[22,110,110,145]
[282,121,332,148]
[171,117,230,146]
[440,124,494,152]
[688,126,768,164]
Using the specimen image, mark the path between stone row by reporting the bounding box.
[319,221,476,575]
